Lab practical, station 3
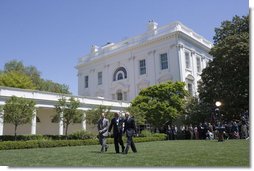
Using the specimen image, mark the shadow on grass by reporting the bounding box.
[90,150,118,155]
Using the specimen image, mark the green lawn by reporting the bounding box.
[0,139,250,167]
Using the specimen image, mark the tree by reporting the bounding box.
[131,81,188,131]
[85,105,113,125]
[0,71,36,90]
[198,15,249,120]
[3,96,36,140]
[1,60,70,94]
[183,97,213,126]
[54,97,83,137]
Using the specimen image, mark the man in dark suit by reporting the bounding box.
[123,112,137,154]
[108,112,125,153]
[97,112,109,152]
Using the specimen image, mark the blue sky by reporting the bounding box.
[0,0,249,95]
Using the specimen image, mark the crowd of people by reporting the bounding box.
[97,111,137,154]
[167,111,249,141]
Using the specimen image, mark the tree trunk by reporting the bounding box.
[14,124,18,141]
[65,124,69,140]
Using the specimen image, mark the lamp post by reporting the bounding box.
[215,101,224,142]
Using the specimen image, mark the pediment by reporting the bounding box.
[186,74,194,81]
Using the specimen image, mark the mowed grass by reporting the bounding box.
[0,139,249,167]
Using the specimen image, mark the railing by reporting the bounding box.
[78,21,213,65]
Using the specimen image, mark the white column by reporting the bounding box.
[0,109,4,136]
[59,112,64,135]
[31,109,37,135]
[82,112,86,131]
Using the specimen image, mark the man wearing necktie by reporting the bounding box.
[108,112,125,153]
[123,112,137,154]
[97,112,109,152]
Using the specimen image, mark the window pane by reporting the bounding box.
[196,57,201,73]
[117,92,123,100]
[139,59,146,75]
[98,72,102,85]
[188,83,193,96]
[160,53,168,70]
[185,52,190,69]
[84,76,89,88]
[117,73,123,80]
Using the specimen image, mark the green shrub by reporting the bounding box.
[0,135,48,141]
[0,135,166,150]
[68,130,96,140]
[140,130,153,137]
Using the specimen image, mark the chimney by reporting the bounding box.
[147,20,158,31]
[91,45,99,53]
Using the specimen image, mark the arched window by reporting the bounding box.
[117,72,124,80]
[113,67,127,81]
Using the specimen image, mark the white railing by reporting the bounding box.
[0,86,130,109]
[78,21,213,65]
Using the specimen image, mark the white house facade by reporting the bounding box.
[76,21,213,102]
[0,86,129,136]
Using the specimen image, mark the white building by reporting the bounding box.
[76,21,213,102]
[0,86,129,135]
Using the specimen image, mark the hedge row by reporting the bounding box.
[0,135,166,150]
[0,131,96,141]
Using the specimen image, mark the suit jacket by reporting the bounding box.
[97,118,109,137]
[108,117,124,135]
[124,117,137,137]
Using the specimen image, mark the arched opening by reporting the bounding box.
[113,67,127,81]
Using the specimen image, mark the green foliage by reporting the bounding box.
[0,71,36,89]
[0,135,166,150]
[0,135,49,141]
[183,97,212,125]
[139,129,153,137]
[131,81,188,129]
[1,60,70,94]
[54,97,83,136]
[3,96,36,139]
[68,130,97,140]
[85,105,113,125]
[125,105,145,125]
[199,15,249,119]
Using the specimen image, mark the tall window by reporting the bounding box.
[185,51,191,69]
[98,72,102,85]
[196,56,201,73]
[117,90,123,101]
[160,53,168,70]
[84,75,89,88]
[187,83,193,96]
[139,59,146,75]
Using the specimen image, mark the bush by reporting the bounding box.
[139,130,153,137]
[68,130,96,140]
[0,135,48,141]
[0,135,166,150]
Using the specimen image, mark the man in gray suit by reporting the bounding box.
[97,112,109,152]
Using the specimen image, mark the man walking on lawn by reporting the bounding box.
[97,112,109,152]
[123,112,137,154]
[108,112,125,153]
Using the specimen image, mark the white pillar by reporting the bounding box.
[59,112,64,135]
[31,109,37,135]
[0,109,4,136]
[82,112,86,131]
